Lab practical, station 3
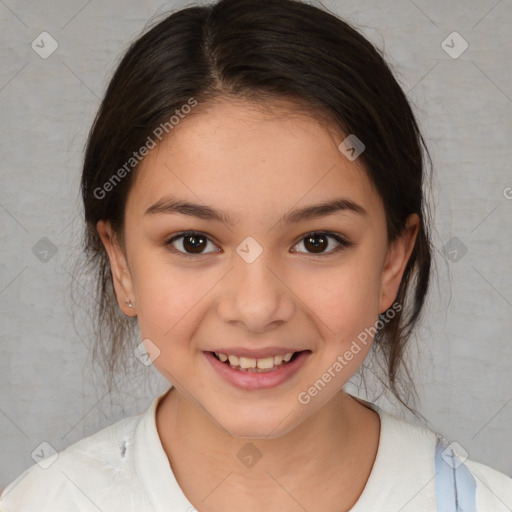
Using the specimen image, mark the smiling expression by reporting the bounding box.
[97,98,418,438]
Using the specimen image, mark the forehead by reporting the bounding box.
[126,99,383,222]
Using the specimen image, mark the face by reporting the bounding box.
[98,98,418,439]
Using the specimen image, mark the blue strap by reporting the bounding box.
[434,436,477,511]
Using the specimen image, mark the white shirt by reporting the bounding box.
[1,387,511,511]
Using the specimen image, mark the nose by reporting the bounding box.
[216,252,296,333]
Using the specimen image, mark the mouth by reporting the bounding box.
[204,350,312,390]
[209,350,306,373]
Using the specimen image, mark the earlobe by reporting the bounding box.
[96,220,137,317]
[378,214,420,314]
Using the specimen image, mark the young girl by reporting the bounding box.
[1,0,511,510]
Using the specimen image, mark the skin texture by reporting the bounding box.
[97,98,419,511]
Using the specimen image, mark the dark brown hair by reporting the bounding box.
[74,0,434,418]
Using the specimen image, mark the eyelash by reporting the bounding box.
[164,231,354,259]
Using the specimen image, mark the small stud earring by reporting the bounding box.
[125,299,133,308]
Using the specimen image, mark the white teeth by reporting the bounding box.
[273,355,284,365]
[256,356,274,369]
[214,351,296,370]
[238,357,256,369]
[227,354,239,366]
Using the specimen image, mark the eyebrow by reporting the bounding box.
[144,195,367,225]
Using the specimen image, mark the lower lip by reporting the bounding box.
[204,351,310,391]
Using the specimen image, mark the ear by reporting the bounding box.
[378,213,420,314]
[96,220,137,317]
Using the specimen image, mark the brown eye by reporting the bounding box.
[303,233,329,253]
[293,232,352,255]
[165,232,219,257]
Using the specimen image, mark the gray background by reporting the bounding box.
[1,0,511,492]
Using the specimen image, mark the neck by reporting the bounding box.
[156,387,380,511]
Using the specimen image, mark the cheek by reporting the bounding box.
[296,255,383,339]
[135,278,207,379]
[131,251,215,349]
[292,262,383,409]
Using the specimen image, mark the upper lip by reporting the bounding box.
[207,347,308,359]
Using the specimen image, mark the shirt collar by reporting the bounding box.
[348,395,438,511]
[134,387,194,511]
[134,388,437,511]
